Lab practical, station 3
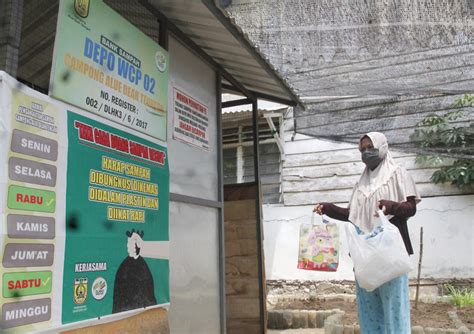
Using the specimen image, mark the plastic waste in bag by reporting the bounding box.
[345,211,413,292]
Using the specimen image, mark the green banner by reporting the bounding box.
[50,0,169,141]
[62,112,169,324]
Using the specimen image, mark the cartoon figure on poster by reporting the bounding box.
[112,230,169,313]
[298,216,339,271]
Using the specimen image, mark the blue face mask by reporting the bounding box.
[361,148,382,170]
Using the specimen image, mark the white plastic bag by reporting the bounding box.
[345,210,413,292]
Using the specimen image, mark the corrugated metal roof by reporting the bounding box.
[148,0,302,105]
[222,107,288,122]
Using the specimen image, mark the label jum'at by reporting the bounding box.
[2,244,55,268]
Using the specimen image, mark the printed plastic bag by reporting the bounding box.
[345,210,413,292]
[297,214,339,271]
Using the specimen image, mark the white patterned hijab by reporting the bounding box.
[348,132,421,232]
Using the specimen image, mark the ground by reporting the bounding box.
[269,330,324,334]
[271,297,474,330]
[267,279,474,330]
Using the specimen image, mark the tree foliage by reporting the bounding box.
[412,94,474,188]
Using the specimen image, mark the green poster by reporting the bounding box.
[50,0,169,141]
[62,112,169,324]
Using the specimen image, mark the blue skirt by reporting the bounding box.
[356,274,411,334]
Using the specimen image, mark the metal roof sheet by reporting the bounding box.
[148,0,302,105]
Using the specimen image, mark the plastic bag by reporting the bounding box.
[112,230,157,313]
[345,210,413,292]
[297,214,339,271]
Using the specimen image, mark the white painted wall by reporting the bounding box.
[262,111,474,281]
[262,195,474,280]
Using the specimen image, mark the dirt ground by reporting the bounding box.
[271,298,474,330]
[457,307,474,330]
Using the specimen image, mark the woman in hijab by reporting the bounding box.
[314,132,420,334]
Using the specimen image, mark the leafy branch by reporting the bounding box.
[411,94,474,188]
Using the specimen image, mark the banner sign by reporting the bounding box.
[172,87,210,151]
[50,0,169,141]
[0,72,170,333]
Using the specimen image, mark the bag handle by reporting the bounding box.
[377,210,390,227]
[311,212,330,227]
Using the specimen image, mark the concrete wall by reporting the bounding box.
[262,195,474,280]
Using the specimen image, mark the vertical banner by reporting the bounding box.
[50,0,169,141]
[172,87,210,151]
[1,86,59,333]
[0,72,170,333]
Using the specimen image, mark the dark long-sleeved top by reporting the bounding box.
[321,196,417,255]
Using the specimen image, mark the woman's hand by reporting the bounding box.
[374,200,388,217]
[313,203,324,215]
[378,201,387,213]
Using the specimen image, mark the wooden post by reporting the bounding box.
[415,226,424,309]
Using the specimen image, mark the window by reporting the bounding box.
[222,110,284,204]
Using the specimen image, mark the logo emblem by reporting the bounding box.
[74,0,90,18]
[73,278,88,305]
[91,277,107,301]
[155,51,167,72]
